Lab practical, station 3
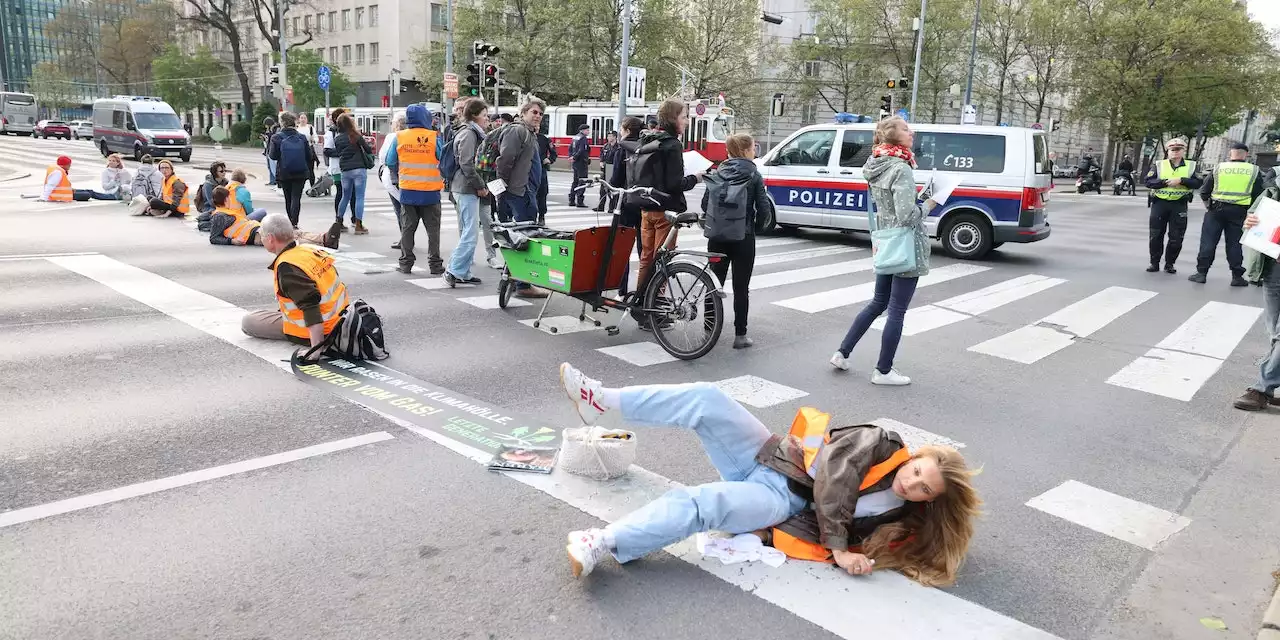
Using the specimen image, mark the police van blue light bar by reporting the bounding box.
[834,113,872,124]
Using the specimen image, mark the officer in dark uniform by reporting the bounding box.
[1143,137,1203,273]
[1192,143,1264,286]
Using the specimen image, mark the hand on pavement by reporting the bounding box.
[832,549,875,575]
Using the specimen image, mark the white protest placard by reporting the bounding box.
[683,151,714,177]
[925,169,965,205]
[1242,197,1280,259]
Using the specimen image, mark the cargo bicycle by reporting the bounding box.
[491,180,726,360]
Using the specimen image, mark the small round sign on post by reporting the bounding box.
[317,65,331,91]
[208,125,227,143]
[1031,122,1044,130]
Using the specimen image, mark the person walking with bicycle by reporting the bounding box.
[829,116,935,386]
[613,117,645,297]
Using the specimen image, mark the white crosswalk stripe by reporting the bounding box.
[871,274,1066,336]
[772,263,991,313]
[968,286,1156,364]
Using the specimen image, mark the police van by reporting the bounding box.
[755,119,1052,259]
[93,96,192,163]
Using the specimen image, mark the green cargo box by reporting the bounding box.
[500,238,576,294]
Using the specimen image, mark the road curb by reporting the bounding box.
[1260,580,1280,640]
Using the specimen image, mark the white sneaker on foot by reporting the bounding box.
[567,528,611,578]
[871,369,911,386]
[560,362,608,424]
[829,352,850,371]
[486,256,503,269]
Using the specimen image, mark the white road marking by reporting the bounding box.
[773,263,992,314]
[871,417,966,450]
[40,254,1060,639]
[596,341,678,366]
[0,432,394,529]
[969,286,1157,364]
[1025,480,1192,550]
[750,257,876,290]
[1106,301,1262,401]
[405,276,480,291]
[0,251,99,261]
[456,295,532,309]
[630,236,812,265]
[713,375,809,408]
[872,274,1066,336]
[753,245,863,266]
[519,315,604,334]
[335,251,386,260]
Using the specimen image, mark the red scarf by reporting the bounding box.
[872,143,916,168]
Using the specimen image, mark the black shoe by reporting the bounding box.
[391,241,401,250]
[323,222,342,250]
[1231,275,1249,287]
[463,275,483,285]
[1146,264,1159,272]
[1164,265,1177,274]
[430,267,446,275]
[396,265,413,274]
[592,205,605,212]
[444,272,458,288]
[1188,272,1207,284]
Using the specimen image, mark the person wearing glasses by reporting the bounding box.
[495,99,551,298]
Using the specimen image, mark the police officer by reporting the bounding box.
[1143,137,1203,273]
[1191,143,1263,286]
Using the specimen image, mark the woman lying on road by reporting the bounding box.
[558,362,981,586]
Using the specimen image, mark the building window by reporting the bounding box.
[328,11,336,32]
[801,104,818,124]
[292,17,299,36]
[342,45,351,65]
[315,47,324,60]
[370,42,380,65]
[342,9,351,30]
[355,7,365,29]
[330,46,338,63]
[369,5,378,26]
[316,13,323,33]
[356,44,365,65]
[803,61,821,77]
[304,15,311,33]
[430,3,447,29]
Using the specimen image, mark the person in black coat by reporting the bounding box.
[613,117,645,297]
[537,129,558,225]
[569,123,592,207]
[632,100,701,318]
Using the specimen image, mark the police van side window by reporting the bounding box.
[113,109,126,129]
[772,129,836,167]
[839,130,875,167]
[913,132,1006,173]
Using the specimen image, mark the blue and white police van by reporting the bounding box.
[755,119,1052,260]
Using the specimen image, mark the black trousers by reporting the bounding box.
[570,162,589,205]
[278,178,306,226]
[706,236,757,336]
[537,165,550,220]
[1149,199,1189,267]
[1196,204,1247,276]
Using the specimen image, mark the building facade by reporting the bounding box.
[0,0,114,106]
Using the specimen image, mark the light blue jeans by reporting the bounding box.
[604,382,808,563]
[247,208,268,222]
[448,191,482,278]
[338,169,367,221]
[1252,264,1280,394]
[266,157,277,184]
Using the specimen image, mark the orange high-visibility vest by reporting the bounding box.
[395,128,443,192]
[162,175,191,215]
[771,408,912,563]
[272,245,349,340]
[225,181,244,214]
[218,206,258,246]
[44,165,73,202]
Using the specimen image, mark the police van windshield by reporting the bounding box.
[135,112,182,130]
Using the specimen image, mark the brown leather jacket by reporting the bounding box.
[756,422,911,551]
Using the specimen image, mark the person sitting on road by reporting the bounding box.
[241,213,351,352]
[100,154,132,200]
[130,154,164,202]
[140,160,190,218]
[557,363,981,585]
[197,162,228,217]
[226,168,269,221]
[209,187,336,248]
[37,156,117,202]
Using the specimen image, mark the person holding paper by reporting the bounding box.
[830,116,936,386]
[1191,143,1262,286]
[1143,137,1203,274]
[1235,184,1280,411]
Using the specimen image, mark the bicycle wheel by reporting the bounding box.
[643,260,724,360]
[497,268,514,309]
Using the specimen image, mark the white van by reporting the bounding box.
[93,96,192,162]
[756,122,1052,259]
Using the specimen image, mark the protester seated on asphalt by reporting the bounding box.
[142,160,190,218]
[241,213,350,351]
[37,155,117,202]
[196,161,228,216]
[100,154,132,200]
[557,362,981,585]
[130,154,164,201]
[209,187,336,248]
[226,168,269,221]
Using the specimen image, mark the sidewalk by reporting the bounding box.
[1260,579,1280,640]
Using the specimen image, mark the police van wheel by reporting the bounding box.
[942,213,993,260]
[756,203,776,234]
[133,145,144,162]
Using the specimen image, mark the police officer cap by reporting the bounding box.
[577,123,590,132]
[1166,137,1187,148]
[1231,142,1250,152]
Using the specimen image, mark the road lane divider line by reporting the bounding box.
[1025,480,1191,550]
[968,286,1157,364]
[0,251,99,261]
[1106,300,1261,401]
[41,253,1060,640]
[872,274,1067,336]
[773,263,992,314]
[0,432,394,529]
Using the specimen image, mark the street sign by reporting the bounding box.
[896,108,909,120]
[625,66,647,107]
[208,125,227,142]
[317,65,331,91]
[1031,122,1044,130]
[443,72,459,100]
[962,104,977,125]
[771,93,785,117]
[695,102,706,116]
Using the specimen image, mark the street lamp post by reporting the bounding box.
[444,0,455,112]
[277,0,289,111]
[615,0,633,132]
[963,0,980,123]
[909,0,927,122]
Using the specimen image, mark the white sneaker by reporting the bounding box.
[486,256,503,269]
[560,362,608,424]
[567,529,612,578]
[871,369,911,386]
[829,352,850,371]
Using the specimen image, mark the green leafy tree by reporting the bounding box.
[281,49,356,113]
[45,0,173,95]
[1017,0,1075,123]
[153,45,226,114]
[29,62,78,116]
[250,100,280,143]
[976,0,1028,125]
[409,42,446,101]
[785,0,886,116]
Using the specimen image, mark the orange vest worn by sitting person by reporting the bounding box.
[771,407,912,563]
[225,180,244,214]
[44,165,73,202]
[162,175,191,215]
[395,128,444,192]
[272,245,349,340]
[218,206,258,246]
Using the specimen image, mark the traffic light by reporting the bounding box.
[1051,118,1062,132]
[886,79,897,89]
[465,62,483,96]
[472,41,500,58]
[879,95,893,119]
[899,77,911,90]
[483,63,499,88]
[269,64,281,86]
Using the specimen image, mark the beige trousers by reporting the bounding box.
[241,309,287,340]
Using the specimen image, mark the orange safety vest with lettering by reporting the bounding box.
[771,408,913,563]
[395,128,444,192]
[162,175,191,215]
[225,180,244,214]
[219,206,258,246]
[44,165,73,201]
[273,245,349,340]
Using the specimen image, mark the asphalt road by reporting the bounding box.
[0,133,1277,640]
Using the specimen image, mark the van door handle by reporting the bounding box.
[840,170,854,175]
[816,169,829,174]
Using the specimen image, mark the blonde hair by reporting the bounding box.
[725,134,755,159]
[860,445,982,587]
[106,153,124,168]
[157,159,175,172]
[230,168,247,183]
[873,116,910,146]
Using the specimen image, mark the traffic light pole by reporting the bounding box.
[277,0,289,111]
[908,0,926,123]
[616,0,632,138]
[444,0,454,112]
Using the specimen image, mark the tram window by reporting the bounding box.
[696,119,708,149]
[566,114,587,137]
[712,116,732,140]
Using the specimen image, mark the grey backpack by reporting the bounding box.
[702,170,751,242]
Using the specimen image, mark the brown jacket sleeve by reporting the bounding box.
[276,263,323,327]
[812,425,893,550]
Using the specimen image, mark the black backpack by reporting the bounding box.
[327,299,389,361]
[701,171,751,242]
[625,138,667,208]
